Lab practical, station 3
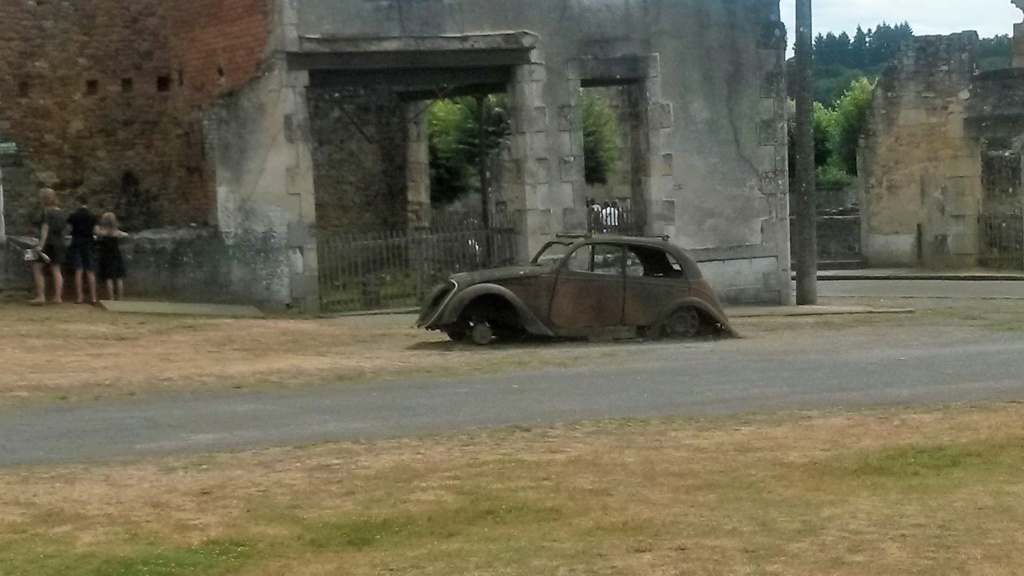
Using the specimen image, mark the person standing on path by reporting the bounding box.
[95,212,129,301]
[29,188,66,305]
[66,193,99,304]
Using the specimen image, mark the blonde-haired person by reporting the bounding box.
[29,188,66,305]
[95,212,129,300]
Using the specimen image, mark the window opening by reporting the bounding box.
[567,244,622,274]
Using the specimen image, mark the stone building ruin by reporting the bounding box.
[859,4,1024,268]
[1,0,793,310]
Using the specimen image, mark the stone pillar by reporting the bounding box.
[282,67,320,314]
[406,102,431,229]
[640,55,677,240]
[1015,0,1024,67]
[757,17,793,304]
[507,61,553,260]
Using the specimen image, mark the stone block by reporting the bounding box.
[528,157,550,185]
[758,118,783,146]
[559,156,578,182]
[557,105,576,131]
[645,53,660,78]
[759,170,785,196]
[648,102,673,130]
[553,130,571,157]
[898,108,929,126]
[530,106,549,132]
[660,153,673,177]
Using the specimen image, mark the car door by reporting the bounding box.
[622,245,692,326]
[548,243,625,330]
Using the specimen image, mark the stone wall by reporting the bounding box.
[859,33,983,267]
[1,228,289,306]
[307,88,409,233]
[289,0,792,304]
[0,0,270,235]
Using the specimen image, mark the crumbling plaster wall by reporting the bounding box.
[287,0,791,304]
[859,32,983,267]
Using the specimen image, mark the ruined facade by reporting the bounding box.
[859,5,1024,269]
[2,0,792,308]
[858,33,984,266]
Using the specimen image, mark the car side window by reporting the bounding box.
[566,244,622,275]
[626,246,686,279]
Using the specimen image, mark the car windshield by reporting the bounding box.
[531,241,575,265]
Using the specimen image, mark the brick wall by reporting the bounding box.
[168,0,272,107]
[0,0,270,235]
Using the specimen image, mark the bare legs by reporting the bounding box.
[74,269,97,303]
[105,278,124,301]
[30,263,63,305]
[30,262,46,304]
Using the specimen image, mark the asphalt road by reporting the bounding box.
[3,283,1023,467]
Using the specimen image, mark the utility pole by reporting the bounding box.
[793,0,817,304]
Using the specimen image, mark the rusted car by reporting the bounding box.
[417,235,738,345]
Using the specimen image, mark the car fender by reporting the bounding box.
[440,283,555,337]
[654,297,739,337]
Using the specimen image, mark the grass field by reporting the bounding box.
[1,403,1022,575]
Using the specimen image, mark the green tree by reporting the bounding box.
[812,101,836,170]
[830,77,875,176]
[581,90,619,185]
[979,34,1012,70]
[427,95,510,205]
[428,90,621,204]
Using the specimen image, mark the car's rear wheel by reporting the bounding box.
[664,306,701,339]
[469,321,494,345]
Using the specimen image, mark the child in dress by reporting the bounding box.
[95,212,129,301]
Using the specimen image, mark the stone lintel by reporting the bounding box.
[297,31,539,54]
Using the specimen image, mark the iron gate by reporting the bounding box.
[317,220,517,313]
[979,212,1024,270]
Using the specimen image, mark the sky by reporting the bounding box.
[779,0,1022,44]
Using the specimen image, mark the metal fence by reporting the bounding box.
[979,212,1024,270]
[585,206,644,235]
[317,218,517,313]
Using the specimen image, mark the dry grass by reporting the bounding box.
[1,403,1022,575]
[0,302,588,406]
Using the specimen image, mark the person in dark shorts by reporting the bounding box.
[66,193,100,304]
[29,188,66,305]
[96,212,129,301]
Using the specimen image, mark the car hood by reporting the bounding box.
[450,263,550,286]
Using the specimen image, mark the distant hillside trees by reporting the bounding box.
[789,22,1011,188]
[795,22,914,106]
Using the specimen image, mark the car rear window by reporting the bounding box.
[625,246,685,278]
